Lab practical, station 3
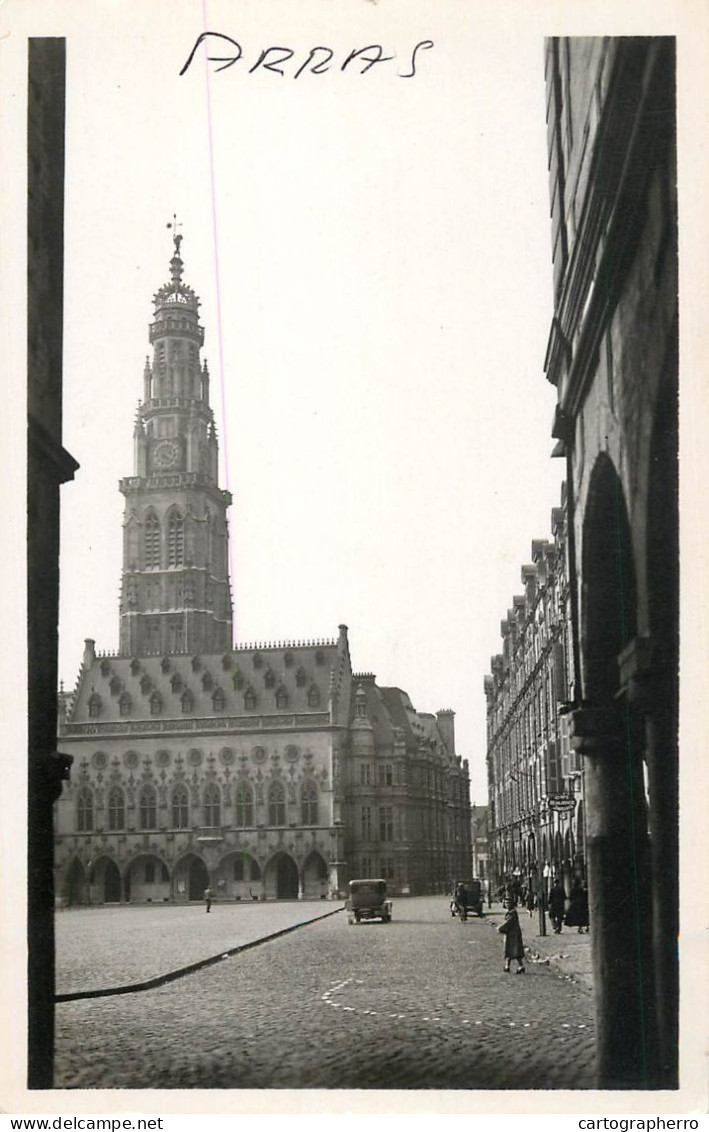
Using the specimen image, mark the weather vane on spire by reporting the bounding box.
[167,213,183,254]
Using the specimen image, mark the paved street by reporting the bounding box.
[55,900,338,995]
[54,896,596,1090]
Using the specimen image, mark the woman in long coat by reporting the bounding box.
[565,879,590,932]
[498,907,526,973]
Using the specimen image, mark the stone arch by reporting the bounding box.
[215,850,262,900]
[302,850,329,899]
[579,452,654,1084]
[263,851,299,900]
[88,855,122,904]
[124,852,170,904]
[173,852,209,902]
[581,454,637,698]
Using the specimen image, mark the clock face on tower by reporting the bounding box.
[153,439,181,470]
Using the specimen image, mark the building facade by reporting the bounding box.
[55,236,471,903]
[470,805,489,884]
[544,38,678,1088]
[485,487,580,904]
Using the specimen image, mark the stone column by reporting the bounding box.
[570,704,657,1088]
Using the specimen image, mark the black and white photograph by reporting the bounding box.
[4,0,709,1119]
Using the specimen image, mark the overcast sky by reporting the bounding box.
[6,0,697,803]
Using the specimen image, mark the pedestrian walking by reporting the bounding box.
[204,886,213,913]
[454,881,468,921]
[504,878,516,909]
[565,878,590,932]
[498,906,526,973]
[525,882,536,917]
[549,878,566,933]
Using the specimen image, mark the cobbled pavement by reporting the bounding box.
[54,896,596,1091]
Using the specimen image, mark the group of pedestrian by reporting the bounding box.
[549,876,589,933]
[493,871,589,974]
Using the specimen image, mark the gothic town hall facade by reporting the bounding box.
[55,236,471,905]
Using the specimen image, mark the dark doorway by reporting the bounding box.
[104,859,121,903]
[275,853,299,899]
[188,857,209,901]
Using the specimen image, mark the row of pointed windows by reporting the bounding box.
[76,780,319,831]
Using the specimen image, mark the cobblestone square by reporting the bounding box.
[55,896,596,1090]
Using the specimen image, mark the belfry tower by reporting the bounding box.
[118,231,232,656]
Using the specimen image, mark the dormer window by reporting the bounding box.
[202,671,214,691]
[150,691,162,716]
[212,687,225,712]
[161,656,171,674]
[221,653,233,671]
[307,685,320,708]
[140,675,152,695]
[284,651,294,668]
[100,659,111,678]
[88,692,102,719]
[109,676,122,697]
[119,691,132,717]
[244,687,257,710]
[191,655,201,672]
[170,672,183,693]
[296,667,307,688]
[130,658,141,676]
[275,686,289,709]
[252,652,263,669]
[315,649,325,666]
[181,689,194,713]
[232,669,244,691]
[264,668,276,689]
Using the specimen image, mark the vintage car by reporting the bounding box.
[450,879,484,920]
[346,878,393,924]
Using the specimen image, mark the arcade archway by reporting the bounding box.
[264,852,299,899]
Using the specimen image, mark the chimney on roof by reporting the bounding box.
[83,639,96,668]
[436,709,455,755]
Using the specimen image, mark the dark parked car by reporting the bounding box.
[346,878,393,924]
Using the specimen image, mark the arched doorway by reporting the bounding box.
[302,851,328,899]
[88,856,122,903]
[188,857,209,901]
[125,854,171,904]
[172,853,209,902]
[579,453,654,1086]
[215,851,262,900]
[63,858,87,906]
[264,852,299,899]
[104,859,121,903]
